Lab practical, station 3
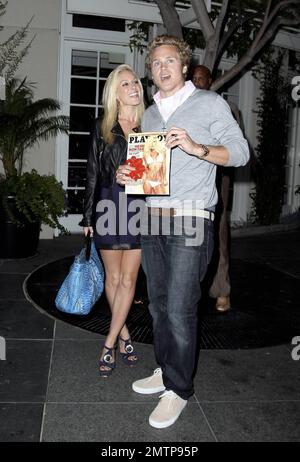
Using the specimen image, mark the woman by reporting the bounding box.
[142,137,168,195]
[80,64,145,376]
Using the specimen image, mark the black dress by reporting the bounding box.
[81,119,144,250]
[93,181,143,250]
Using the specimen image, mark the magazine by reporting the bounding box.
[125,132,170,195]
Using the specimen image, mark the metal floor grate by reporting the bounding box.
[24,256,300,349]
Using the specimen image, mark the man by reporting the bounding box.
[192,64,212,91]
[117,35,249,429]
[192,64,237,313]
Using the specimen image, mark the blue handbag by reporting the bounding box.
[55,236,104,315]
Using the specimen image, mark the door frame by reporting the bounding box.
[56,40,133,234]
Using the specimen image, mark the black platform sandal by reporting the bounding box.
[119,337,139,366]
[99,344,116,377]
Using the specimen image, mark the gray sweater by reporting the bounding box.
[141,89,249,209]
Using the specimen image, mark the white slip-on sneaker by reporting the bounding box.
[132,368,166,394]
[149,390,187,429]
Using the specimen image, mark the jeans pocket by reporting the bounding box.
[173,216,206,247]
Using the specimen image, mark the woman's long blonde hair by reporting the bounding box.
[101,64,144,144]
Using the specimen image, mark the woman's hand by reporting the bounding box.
[116,164,135,185]
[83,226,94,237]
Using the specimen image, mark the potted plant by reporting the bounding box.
[0,78,69,258]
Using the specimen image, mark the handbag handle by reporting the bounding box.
[85,230,92,261]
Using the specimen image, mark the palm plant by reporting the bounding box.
[0,78,69,177]
[0,78,69,233]
[0,0,34,82]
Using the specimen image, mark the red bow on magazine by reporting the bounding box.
[125,156,145,180]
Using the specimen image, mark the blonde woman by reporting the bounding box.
[142,137,168,195]
[80,64,145,376]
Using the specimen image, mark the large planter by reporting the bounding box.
[0,197,40,258]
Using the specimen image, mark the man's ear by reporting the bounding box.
[183,65,187,74]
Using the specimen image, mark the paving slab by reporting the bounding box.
[42,402,214,442]
[0,402,44,442]
[0,300,54,339]
[0,340,52,402]
[194,346,300,402]
[200,401,300,442]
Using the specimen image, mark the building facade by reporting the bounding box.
[1,0,300,236]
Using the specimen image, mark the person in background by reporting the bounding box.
[192,64,241,313]
[117,36,249,428]
[80,64,145,376]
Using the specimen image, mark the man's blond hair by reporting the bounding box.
[146,35,191,75]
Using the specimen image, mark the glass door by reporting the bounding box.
[58,42,132,232]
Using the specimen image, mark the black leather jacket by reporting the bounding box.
[79,118,138,227]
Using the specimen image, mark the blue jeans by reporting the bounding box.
[141,215,214,400]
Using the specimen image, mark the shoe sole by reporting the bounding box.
[216,306,231,312]
[148,402,187,428]
[132,383,166,394]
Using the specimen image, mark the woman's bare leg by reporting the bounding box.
[101,249,123,310]
[102,249,141,342]
[153,184,166,194]
[143,181,153,194]
[99,249,141,370]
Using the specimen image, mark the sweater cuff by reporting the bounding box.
[223,140,249,167]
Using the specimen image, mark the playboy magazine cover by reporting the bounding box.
[125,132,170,195]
